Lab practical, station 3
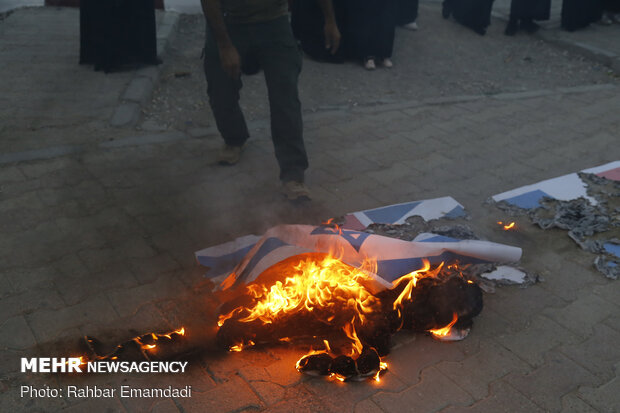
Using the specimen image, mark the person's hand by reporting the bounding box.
[324,21,341,55]
[218,43,241,78]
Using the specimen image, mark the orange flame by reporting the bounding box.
[230,340,255,352]
[497,221,516,230]
[393,259,444,310]
[219,255,380,328]
[429,312,458,338]
[374,362,389,382]
[343,321,363,358]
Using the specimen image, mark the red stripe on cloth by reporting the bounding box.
[597,167,620,181]
[342,214,366,231]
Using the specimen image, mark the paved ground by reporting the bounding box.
[1,2,619,413]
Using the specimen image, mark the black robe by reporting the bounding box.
[345,0,398,60]
[561,0,603,31]
[602,0,620,12]
[290,0,347,62]
[509,0,551,21]
[80,0,158,72]
[444,0,495,34]
[80,0,161,72]
[396,0,419,25]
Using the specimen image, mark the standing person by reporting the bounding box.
[504,0,551,36]
[442,0,495,35]
[561,0,603,31]
[600,0,620,24]
[201,0,341,201]
[346,0,398,70]
[397,0,420,30]
[291,0,347,62]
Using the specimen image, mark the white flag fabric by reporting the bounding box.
[196,224,522,293]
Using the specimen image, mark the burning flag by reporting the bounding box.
[195,225,521,382]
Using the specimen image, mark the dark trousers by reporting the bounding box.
[203,16,307,182]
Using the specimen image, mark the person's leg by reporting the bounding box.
[505,0,519,35]
[377,0,397,61]
[203,25,250,148]
[442,0,452,19]
[252,17,308,183]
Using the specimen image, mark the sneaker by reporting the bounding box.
[217,144,244,165]
[364,58,376,70]
[281,180,311,201]
[382,58,393,68]
[403,21,418,30]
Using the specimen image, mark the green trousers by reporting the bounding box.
[204,15,308,183]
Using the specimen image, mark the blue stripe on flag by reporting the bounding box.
[417,235,460,243]
[445,205,466,218]
[197,243,256,275]
[376,252,488,282]
[504,189,550,209]
[363,201,422,224]
[239,237,290,279]
[603,243,620,259]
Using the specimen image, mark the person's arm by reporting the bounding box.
[316,0,341,54]
[201,0,241,78]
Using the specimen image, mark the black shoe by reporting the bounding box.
[442,2,451,19]
[504,21,518,36]
[520,19,540,34]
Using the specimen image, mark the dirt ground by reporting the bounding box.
[140,4,616,132]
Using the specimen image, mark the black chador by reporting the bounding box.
[79,0,158,72]
[345,0,398,62]
[561,0,603,31]
[290,0,347,63]
[396,0,420,26]
[442,0,495,36]
[504,0,551,36]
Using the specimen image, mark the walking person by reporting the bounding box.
[201,0,340,201]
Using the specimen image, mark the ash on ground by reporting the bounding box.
[496,173,620,279]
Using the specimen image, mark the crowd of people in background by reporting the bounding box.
[291,0,620,70]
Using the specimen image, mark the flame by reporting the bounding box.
[219,254,380,328]
[393,259,444,310]
[374,362,389,382]
[497,221,516,230]
[343,321,363,357]
[429,312,458,338]
[331,373,347,382]
[230,340,255,352]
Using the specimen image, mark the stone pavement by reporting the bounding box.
[490,0,620,73]
[1,3,620,413]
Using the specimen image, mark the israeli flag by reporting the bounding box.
[196,224,522,293]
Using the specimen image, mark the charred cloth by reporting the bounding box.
[215,254,483,381]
